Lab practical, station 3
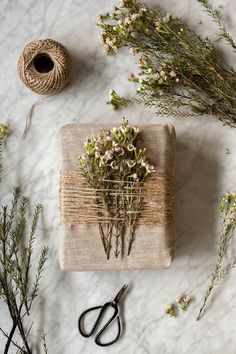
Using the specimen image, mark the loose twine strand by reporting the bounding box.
[60,170,175,225]
[22,97,48,139]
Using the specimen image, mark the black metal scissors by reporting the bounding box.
[78,284,128,347]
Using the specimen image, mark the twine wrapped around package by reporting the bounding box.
[57,123,176,272]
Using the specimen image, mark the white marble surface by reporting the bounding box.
[1,0,236,353]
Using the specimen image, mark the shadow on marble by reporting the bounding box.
[68,49,107,91]
[175,135,220,258]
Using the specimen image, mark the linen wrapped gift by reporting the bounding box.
[57,123,176,271]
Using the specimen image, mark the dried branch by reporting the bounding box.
[0,124,49,353]
[197,192,236,320]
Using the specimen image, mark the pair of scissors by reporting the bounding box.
[78,284,128,347]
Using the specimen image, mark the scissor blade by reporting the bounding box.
[113,284,128,304]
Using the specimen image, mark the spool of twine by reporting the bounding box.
[17,39,71,138]
[17,38,71,95]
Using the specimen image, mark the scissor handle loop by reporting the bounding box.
[95,303,121,346]
[78,302,121,346]
[78,305,103,337]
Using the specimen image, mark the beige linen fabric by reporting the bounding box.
[57,123,176,271]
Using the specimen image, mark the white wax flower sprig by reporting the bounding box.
[97,0,236,128]
[0,122,11,138]
[164,304,176,318]
[78,118,155,259]
[80,119,154,182]
[176,296,191,311]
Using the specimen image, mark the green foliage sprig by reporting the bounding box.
[0,124,49,353]
[98,0,236,127]
[78,118,155,259]
[197,192,236,320]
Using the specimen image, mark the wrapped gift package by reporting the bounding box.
[57,123,176,271]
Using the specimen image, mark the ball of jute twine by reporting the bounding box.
[17,38,71,95]
[17,39,71,139]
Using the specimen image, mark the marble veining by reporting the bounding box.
[0,0,236,353]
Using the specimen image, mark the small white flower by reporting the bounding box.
[110,161,119,170]
[162,13,170,23]
[141,158,147,167]
[112,45,118,53]
[106,136,112,141]
[126,159,136,168]
[105,151,113,161]
[95,151,101,158]
[114,146,120,152]
[0,122,10,136]
[81,154,87,160]
[153,73,160,80]
[112,127,118,133]
[97,14,102,22]
[146,164,155,173]
[165,304,173,312]
[131,14,139,20]
[170,70,176,77]
[134,127,140,133]
[125,124,130,132]
[160,70,165,77]
[100,156,106,165]
[130,47,137,55]
[127,143,135,151]
[103,44,109,54]
[183,296,191,303]
[124,17,131,25]
[164,303,176,317]
[118,147,124,156]
[130,173,138,179]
